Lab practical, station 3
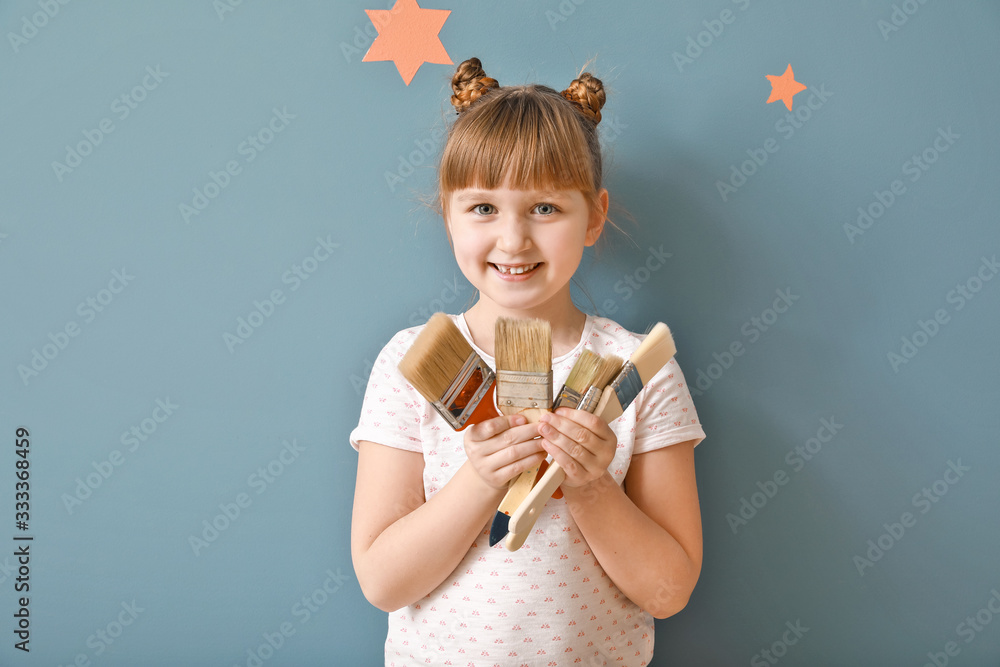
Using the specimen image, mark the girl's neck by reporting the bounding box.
[463,297,587,358]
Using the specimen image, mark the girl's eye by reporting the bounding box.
[534,203,557,215]
[472,204,496,215]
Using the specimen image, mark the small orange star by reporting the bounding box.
[362,0,452,85]
[765,64,807,110]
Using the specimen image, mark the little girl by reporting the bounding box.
[350,57,706,666]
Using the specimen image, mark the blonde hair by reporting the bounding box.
[437,57,608,225]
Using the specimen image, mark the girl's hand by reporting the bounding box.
[537,408,617,488]
[463,414,545,490]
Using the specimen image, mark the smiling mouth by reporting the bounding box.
[490,263,540,275]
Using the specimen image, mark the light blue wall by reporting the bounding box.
[2,1,998,665]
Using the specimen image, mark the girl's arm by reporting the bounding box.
[538,410,702,618]
[351,415,545,612]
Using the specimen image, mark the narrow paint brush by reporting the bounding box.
[553,349,602,410]
[505,324,677,551]
[397,312,502,430]
[576,353,625,414]
[489,348,601,546]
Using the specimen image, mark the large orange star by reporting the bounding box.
[362,0,452,85]
[765,64,807,111]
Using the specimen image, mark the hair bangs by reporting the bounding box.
[439,86,599,216]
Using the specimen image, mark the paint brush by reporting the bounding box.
[397,312,502,430]
[494,317,553,422]
[576,352,625,414]
[489,348,601,546]
[504,323,677,551]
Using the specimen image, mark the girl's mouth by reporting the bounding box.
[490,263,538,276]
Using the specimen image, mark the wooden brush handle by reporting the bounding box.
[518,408,546,423]
[506,459,566,547]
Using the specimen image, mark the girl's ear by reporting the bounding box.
[584,188,609,247]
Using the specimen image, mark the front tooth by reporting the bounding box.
[496,263,536,274]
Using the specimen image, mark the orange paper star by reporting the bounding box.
[362,0,452,85]
[765,64,807,110]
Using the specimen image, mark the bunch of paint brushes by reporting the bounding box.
[398,314,677,551]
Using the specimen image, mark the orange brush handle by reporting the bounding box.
[456,381,503,431]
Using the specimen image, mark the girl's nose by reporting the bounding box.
[495,214,532,254]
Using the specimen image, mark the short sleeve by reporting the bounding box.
[630,356,706,455]
[348,329,427,453]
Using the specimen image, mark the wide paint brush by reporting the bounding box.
[504,323,677,551]
[484,318,553,545]
[397,312,502,430]
[494,317,552,421]
[488,348,601,546]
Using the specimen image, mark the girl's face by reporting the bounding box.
[444,185,607,317]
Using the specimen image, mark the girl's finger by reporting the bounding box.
[467,414,526,443]
[537,418,596,461]
[487,448,547,484]
[540,433,597,478]
[539,438,584,480]
[550,407,615,441]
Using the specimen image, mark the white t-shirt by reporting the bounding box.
[350,313,706,667]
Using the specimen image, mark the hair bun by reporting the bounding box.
[560,72,605,125]
[450,57,500,114]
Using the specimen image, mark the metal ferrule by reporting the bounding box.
[576,385,603,414]
[552,385,583,411]
[496,370,553,411]
[611,361,643,412]
[431,352,495,429]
